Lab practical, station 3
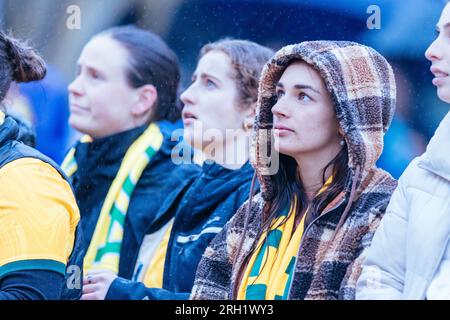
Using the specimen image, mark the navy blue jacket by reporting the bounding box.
[106,160,256,300]
[0,116,83,300]
[70,120,200,280]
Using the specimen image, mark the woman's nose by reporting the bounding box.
[425,38,443,62]
[68,76,83,96]
[180,85,196,106]
[271,99,288,118]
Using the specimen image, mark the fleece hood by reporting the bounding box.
[251,41,396,201]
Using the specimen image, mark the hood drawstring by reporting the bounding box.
[330,165,361,242]
[231,171,258,299]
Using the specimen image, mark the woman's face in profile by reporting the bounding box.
[180,50,249,151]
[426,3,450,104]
[271,61,341,159]
[68,35,140,138]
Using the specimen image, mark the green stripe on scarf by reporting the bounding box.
[61,124,164,274]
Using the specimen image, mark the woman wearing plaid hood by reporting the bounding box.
[190,41,398,300]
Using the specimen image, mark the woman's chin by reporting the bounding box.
[273,136,290,152]
[68,115,81,130]
[182,129,194,144]
[69,116,91,135]
[182,133,202,153]
[274,143,295,157]
[437,87,450,104]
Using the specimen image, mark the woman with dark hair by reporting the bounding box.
[191,41,398,300]
[80,39,274,300]
[61,25,199,290]
[0,32,81,300]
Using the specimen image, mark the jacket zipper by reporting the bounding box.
[286,196,346,299]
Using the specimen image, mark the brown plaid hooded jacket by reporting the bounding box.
[190,41,398,300]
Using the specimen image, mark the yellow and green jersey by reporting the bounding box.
[0,157,80,279]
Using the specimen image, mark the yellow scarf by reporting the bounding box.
[61,124,163,274]
[238,176,332,300]
[142,220,174,288]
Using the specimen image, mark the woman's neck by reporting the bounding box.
[200,132,250,170]
[294,146,340,197]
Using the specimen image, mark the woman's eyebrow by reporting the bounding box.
[293,84,320,94]
[276,82,320,94]
[77,60,105,75]
[199,72,221,84]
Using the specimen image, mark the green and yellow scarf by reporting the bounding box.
[238,176,332,300]
[61,124,163,274]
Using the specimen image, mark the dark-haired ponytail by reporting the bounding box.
[101,25,181,123]
[0,31,46,103]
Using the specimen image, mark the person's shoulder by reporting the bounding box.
[250,192,265,208]
[234,192,265,222]
[352,167,397,218]
[0,157,59,179]
[175,162,202,177]
[397,154,434,191]
[153,162,201,187]
[367,166,398,195]
[358,155,428,212]
[0,157,78,222]
[0,158,79,244]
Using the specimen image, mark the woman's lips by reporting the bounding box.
[70,103,89,113]
[431,67,449,86]
[182,111,198,126]
[432,76,448,86]
[273,124,294,136]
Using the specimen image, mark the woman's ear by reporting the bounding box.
[131,84,158,118]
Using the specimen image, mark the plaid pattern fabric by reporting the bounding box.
[191,41,398,300]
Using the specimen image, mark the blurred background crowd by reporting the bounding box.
[0,0,446,178]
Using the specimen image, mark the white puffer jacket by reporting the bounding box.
[356,111,450,300]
